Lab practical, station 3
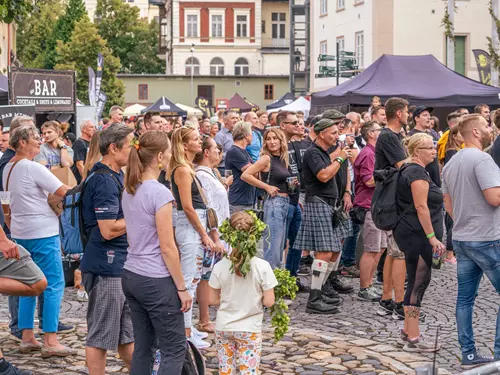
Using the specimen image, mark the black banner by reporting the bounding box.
[88,67,96,107]
[0,105,36,127]
[473,49,492,85]
[96,91,107,119]
[8,68,76,113]
[195,96,212,117]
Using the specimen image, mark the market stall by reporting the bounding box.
[141,96,187,116]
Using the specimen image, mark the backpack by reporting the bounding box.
[371,164,411,231]
[152,340,206,375]
[59,169,122,255]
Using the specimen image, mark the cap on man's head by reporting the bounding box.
[322,109,346,121]
[314,118,336,134]
[413,105,433,120]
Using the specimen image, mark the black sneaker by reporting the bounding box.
[461,350,494,366]
[376,299,395,316]
[328,274,354,294]
[0,361,33,375]
[392,303,405,320]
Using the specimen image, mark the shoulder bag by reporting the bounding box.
[193,174,219,230]
[4,159,21,229]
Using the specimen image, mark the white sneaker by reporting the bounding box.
[192,327,209,339]
[189,333,210,349]
[76,290,88,302]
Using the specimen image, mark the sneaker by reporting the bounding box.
[0,361,33,375]
[369,285,382,297]
[76,290,88,302]
[461,350,494,366]
[376,299,395,316]
[41,322,75,335]
[403,335,440,352]
[358,288,381,302]
[296,278,310,293]
[341,265,360,278]
[189,333,210,349]
[392,303,405,321]
[191,327,209,340]
[445,257,457,265]
[397,329,408,346]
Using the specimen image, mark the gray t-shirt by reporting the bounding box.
[442,148,500,241]
[122,179,174,278]
[34,143,74,168]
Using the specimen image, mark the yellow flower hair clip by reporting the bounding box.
[130,137,140,150]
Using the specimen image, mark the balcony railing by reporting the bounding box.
[262,37,290,49]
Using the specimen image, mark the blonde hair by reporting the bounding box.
[261,128,289,168]
[41,120,61,134]
[125,131,170,195]
[167,127,197,179]
[406,133,433,158]
[82,131,102,180]
[228,211,257,277]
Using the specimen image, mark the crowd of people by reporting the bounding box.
[0,97,500,375]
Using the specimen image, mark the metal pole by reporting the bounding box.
[190,45,194,105]
[492,0,499,86]
[336,42,340,86]
[446,0,455,71]
[304,0,310,93]
[289,0,294,94]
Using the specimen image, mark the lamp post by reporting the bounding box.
[190,44,195,106]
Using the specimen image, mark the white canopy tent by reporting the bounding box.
[123,103,147,116]
[267,96,311,118]
[176,103,203,116]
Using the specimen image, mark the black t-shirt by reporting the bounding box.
[171,169,206,211]
[0,149,15,191]
[396,163,443,238]
[71,138,90,184]
[491,136,500,169]
[444,149,458,166]
[226,145,255,206]
[288,139,310,200]
[302,142,338,199]
[374,127,406,170]
[407,128,441,187]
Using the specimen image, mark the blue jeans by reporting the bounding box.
[285,203,302,276]
[341,220,361,267]
[263,196,289,269]
[453,240,500,357]
[15,235,65,333]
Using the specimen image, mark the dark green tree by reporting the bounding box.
[16,0,64,68]
[95,0,164,73]
[0,0,32,23]
[56,18,124,111]
[44,0,88,69]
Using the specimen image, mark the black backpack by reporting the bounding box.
[371,164,411,231]
[152,341,206,375]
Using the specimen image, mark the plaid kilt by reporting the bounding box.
[295,202,352,252]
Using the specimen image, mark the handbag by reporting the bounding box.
[253,159,273,221]
[350,206,368,225]
[4,159,21,229]
[193,175,219,230]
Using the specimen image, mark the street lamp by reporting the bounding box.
[190,44,195,106]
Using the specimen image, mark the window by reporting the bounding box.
[236,15,248,37]
[160,18,168,47]
[138,84,148,100]
[211,14,223,37]
[320,0,327,15]
[264,85,274,100]
[320,41,327,66]
[336,36,345,53]
[337,0,345,9]
[235,57,249,75]
[272,13,286,39]
[355,31,364,68]
[185,57,200,75]
[210,57,225,76]
[187,14,198,37]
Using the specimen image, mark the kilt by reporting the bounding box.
[295,202,352,252]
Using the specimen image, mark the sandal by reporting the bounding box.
[197,321,215,333]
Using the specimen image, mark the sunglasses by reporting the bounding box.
[283,121,299,125]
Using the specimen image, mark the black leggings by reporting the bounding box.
[445,213,454,251]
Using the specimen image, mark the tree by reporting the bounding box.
[95,0,164,73]
[489,0,500,75]
[44,0,88,69]
[0,0,32,23]
[16,0,64,68]
[56,18,124,111]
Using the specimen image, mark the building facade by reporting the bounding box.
[0,23,16,74]
[84,0,159,21]
[310,0,492,92]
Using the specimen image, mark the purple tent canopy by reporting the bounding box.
[229,93,259,112]
[312,54,500,110]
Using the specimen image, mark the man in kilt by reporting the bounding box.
[295,115,353,314]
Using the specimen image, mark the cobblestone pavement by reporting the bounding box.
[0,262,497,375]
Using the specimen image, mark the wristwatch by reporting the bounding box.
[59,144,68,150]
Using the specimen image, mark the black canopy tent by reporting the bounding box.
[266,92,295,110]
[141,96,187,116]
[311,54,500,115]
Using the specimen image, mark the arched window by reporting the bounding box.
[234,57,249,76]
[210,57,225,76]
[185,57,200,76]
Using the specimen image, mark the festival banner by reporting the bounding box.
[0,104,36,127]
[472,49,492,85]
[88,67,96,107]
[96,91,107,119]
[95,53,104,98]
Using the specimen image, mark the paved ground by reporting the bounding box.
[0,262,497,375]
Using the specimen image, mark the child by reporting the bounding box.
[209,211,277,375]
[368,95,381,115]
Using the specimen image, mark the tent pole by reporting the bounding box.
[492,0,499,86]
[446,0,455,71]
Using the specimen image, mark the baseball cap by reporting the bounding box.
[413,105,433,120]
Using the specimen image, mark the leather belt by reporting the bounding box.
[305,195,337,207]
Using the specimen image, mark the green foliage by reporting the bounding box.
[16,0,64,68]
[44,0,88,69]
[0,0,32,23]
[488,0,500,71]
[270,269,298,343]
[55,18,124,111]
[95,0,164,73]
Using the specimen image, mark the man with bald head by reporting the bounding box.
[442,114,499,366]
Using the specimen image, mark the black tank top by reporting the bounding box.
[261,155,291,194]
[171,168,206,211]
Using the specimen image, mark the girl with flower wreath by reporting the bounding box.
[208,210,278,375]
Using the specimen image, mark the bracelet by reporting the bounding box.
[344,191,351,195]
[177,288,187,292]
[426,232,435,239]
[335,157,345,164]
